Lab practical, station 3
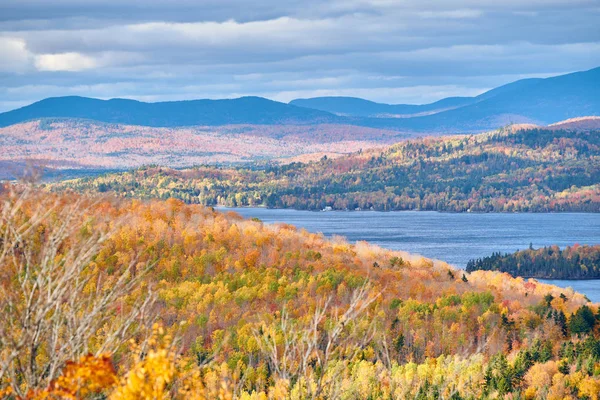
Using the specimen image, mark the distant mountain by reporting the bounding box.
[292,67,600,131]
[289,96,474,117]
[472,77,543,101]
[0,96,342,128]
[0,67,598,133]
[289,78,546,118]
[396,67,600,131]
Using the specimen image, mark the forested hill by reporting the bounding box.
[3,187,600,399]
[467,245,600,280]
[57,127,600,212]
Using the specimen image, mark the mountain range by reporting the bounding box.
[290,75,555,119]
[0,96,342,128]
[0,67,598,133]
[293,67,600,130]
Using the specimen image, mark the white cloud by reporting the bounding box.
[34,52,97,71]
[0,37,32,73]
[0,0,598,110]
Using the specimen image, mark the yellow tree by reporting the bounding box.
[0,186,154,397]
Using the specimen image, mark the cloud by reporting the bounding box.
[0,37,32,73]
[417,9,484,19]
[0,0,598,111]
[34,52,97,71]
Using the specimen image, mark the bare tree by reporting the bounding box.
[0,185,155,397]
[253,282,380,400]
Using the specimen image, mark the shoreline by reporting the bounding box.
[216,205,600,215]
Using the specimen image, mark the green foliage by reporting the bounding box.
[55,127,600,213]
[569,305,597,335]
[467,244,600,279]
[3,189,600,399]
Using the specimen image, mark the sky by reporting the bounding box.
[0,0,599,112]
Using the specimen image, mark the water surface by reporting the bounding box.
[221,208,600,302]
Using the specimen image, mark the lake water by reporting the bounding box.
[221,208,600,302]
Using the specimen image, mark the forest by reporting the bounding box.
[57,127,600,212]
[467,244,600,280]
[2,184,600,399]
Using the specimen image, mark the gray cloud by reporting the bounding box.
[0,0,598,111]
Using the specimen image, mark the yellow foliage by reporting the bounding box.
[110,326,176,400]
[578,376,600,400]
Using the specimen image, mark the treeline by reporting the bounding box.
[467,244,600,279]
[2,186,600,398]
[57,127,600,212]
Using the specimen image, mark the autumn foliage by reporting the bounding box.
[58,127,600,213]
[1,187,599,399]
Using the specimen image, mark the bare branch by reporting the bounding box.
[0,186,156,396]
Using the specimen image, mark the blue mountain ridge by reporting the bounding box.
[0,67,598,132]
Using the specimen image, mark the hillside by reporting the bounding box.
[467,245,600,280]
[0,68,598,135]
[58,126,600,212]
[2,186,600,399]
[549,116,600,131]
[0,120,403,178]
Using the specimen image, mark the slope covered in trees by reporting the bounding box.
[1,185,600,399]
[467,245,600,279]
[0,119,400,177]
[59,127,600,212]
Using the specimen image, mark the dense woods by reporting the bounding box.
[467,244,600,279]
[58,127,600,212]
[2,185,600,398]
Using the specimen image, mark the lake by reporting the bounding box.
[220,208,600,302]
